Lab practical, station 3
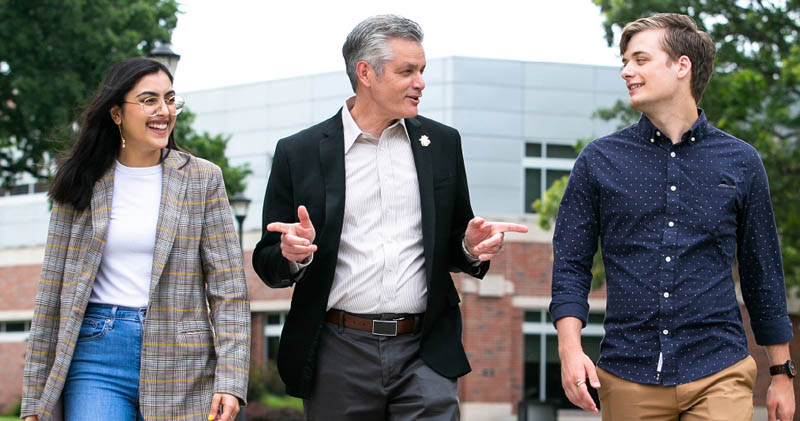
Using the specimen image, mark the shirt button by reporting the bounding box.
[668,221,675,227]
[662,329,669,335]
[690,136,696,142]
[663,292,670,298]
[650,138,655,143]
[665,256,671,262]
[670,152,676,158]
[670,185,677,191]
[656,131,661,137]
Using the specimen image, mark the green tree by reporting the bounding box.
[0,0,179,187]
[174,108,251,196]
[539,1,800,290]
[0,0,250,198]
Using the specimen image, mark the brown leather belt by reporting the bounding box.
[326,309,423,336]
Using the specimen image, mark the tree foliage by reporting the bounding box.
[0,0,250,199]
[0,0,179,186]
[533,175,568,231]
[539,0,800,290]
[174,108,251,196]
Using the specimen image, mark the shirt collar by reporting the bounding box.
[341,96,409,154]
[635,108,709,146]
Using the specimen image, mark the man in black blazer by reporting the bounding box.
[252,14,527,420]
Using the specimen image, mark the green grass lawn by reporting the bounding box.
[260,393,303,410]
[0,416,19,421]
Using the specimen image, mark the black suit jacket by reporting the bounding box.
[252,109,489,398]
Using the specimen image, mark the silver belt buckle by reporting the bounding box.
[372,319,398,336]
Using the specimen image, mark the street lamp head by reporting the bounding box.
[229,193,252,220]
[148,43,181,76]
[229,192,251,251]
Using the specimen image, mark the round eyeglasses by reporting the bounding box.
[123,95,185,117]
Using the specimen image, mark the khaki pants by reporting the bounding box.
[596,356,757,421]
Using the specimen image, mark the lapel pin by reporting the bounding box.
[419,135,431,147]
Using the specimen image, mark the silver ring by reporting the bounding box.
[575,379,585,387]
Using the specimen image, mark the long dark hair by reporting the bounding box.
[49,57,186,210]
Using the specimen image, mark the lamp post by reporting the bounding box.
[229,193,251,250]
[148,43,181,76]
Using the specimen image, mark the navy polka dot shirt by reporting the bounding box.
[550,110,793,386]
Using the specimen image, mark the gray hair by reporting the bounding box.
[342,15,424,92]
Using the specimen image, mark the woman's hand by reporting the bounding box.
[208,393,240,421]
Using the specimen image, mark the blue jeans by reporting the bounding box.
[64,303,147,421]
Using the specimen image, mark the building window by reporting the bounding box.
[34,181,49,193]
[0,320,31,343]
[523,141,577,214]
[523,311,603,408]
[523,168,571,214]
[524,169,542,213]
[1,321,28,332]
[267,336,280,361]
[525,143,542,157]
[9,184,29,195]
[545,144,578,159]
[264,312,286,363]
[0,181,49,197]
[546,169,571,189]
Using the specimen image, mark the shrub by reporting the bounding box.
[245,402,304,421]
[247,361,286,402]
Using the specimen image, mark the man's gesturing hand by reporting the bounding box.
[464,217,528,261]
[266,205,317,263]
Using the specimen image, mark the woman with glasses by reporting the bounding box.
[20,57,250,421]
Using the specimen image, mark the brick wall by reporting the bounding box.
[0,342,26,413]
[460,291,524,407]
[0,264,39,311]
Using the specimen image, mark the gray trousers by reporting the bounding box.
[303,321,460,421]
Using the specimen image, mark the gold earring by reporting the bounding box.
[118,125,126,149]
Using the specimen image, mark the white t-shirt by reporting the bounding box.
[89,161,162,308]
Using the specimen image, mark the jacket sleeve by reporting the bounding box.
[448,130,489,278]
[200,166,251,404]
[252,140,297,287]
[21,202,74,418]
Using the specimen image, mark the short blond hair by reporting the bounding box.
[620,13,716,103]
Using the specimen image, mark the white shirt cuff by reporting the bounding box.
[462,237,480,265]
[288,253,314,276]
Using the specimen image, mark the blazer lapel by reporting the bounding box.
[90,166,115,250]
[406,117,435,285]
[78,165,115,300]
[150,151,189,293]
[318,111,346,261]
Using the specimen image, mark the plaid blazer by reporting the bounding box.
[21,150,250,420]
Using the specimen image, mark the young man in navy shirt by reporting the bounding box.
[551,13,794,420]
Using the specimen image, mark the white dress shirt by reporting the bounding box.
[322,98,427,314]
